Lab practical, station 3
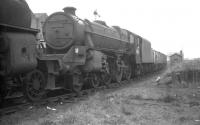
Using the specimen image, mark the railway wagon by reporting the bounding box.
[130,36,167,75]
[153,50,167,71]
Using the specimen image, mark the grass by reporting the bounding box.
[160,95,176,103]
[1,68,200,125]
[40,120,55,125]
[1,89,178,125]
[121,105,132,116]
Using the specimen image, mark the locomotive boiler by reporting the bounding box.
[43,7,128,53]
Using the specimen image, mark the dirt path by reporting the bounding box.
[1,71,200,125]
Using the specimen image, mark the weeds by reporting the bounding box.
[127,94,143,100]
[178,116,193,123]
[188,101,199,107]
[133,95,143,100]
[59,114,77,125]
[40,120,55,125]
[158,95,176,103]
[121,106,132,116]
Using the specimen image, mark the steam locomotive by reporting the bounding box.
[0,0,167,102]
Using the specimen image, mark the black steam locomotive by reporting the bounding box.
[0,0,167,102]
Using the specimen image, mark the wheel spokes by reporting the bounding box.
[24,69,46,102]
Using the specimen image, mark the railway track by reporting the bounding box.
[0,81,127,115]
[0,70,163,116]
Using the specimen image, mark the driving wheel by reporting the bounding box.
[23,69,46,102]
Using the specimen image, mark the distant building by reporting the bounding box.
[31,13,48,41]
[169,51,183,65]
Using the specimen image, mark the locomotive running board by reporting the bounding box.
[0,23,39,33]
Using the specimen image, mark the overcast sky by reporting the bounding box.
[26,0,200,59]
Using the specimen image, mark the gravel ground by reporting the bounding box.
[1,71,200,125]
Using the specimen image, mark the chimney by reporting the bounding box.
[63,7,76,15]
